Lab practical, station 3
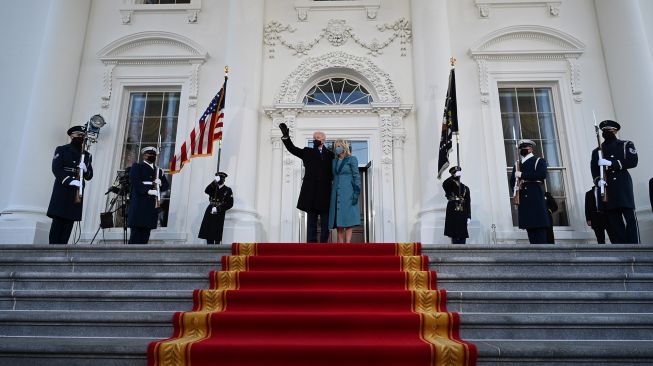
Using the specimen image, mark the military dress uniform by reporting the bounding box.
[590,120,639,244]
[585,187,614,244]
[442,167,471,244]
[198,173,234,244]
[509,140,550,244]
[47,140,93,244]
[279,123,334,243]
[127,151,169,244]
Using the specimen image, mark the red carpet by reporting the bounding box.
[148,243,477,366]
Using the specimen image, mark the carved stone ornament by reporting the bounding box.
[474,0,562,18]
[275,51,400,104]
[119,0,202,25]
[264,18,412,58]
[469,25,585,103]
[97,31,208,108]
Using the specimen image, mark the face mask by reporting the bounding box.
[602,131,616,141]
[313,139,322,148]
[218,178,224,185]
[71,137,83,148]
[519,148,530,157]
[146,155,156,163]
[335,146,344,154]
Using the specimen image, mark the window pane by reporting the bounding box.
[517,88,536,113]
[499,89,517,113]
[125,117,144,143]
[141,117,161,144]
[160,117,178,143]
[538,113,557,140]
[501,113,520,140]
[504,141,517,167]
[129,93,147,119]
[163,92,180,118]
[541,140,561,167]
[535,88,553,113]
[546,170,566,197]
[551,200,569,226]
[145,92,164,117]
[304,78,373,106]
[120,143,140,170]
[520,114,540,140]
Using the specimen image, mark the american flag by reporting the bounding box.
[170,77,227,174]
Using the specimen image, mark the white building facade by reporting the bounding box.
[0,0,651,244]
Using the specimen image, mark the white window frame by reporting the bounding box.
[119,0,202,24]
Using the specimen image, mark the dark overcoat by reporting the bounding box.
[584,188,609,231]
[442,177,471,239]
[198,182,234,241]
[281,137,334,213]
[591,138,638,209]
[128,162,169,229]
[509,155,550,229]
[47,144,93,221]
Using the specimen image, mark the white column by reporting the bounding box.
[392,121,408,241]
[410,0,451,243]
[0,0,91,244]
[221,0,265,242]
[378,112,396,242]
[596,0,653,223]
[268,115,284,242]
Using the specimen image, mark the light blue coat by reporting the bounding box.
[329,156,361,229]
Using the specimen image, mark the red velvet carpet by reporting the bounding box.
[148,243,477,366]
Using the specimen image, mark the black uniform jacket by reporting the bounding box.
[585,188,609,230]
[47,144,93,221]
[442,177,471,239]
[128,162,169,229]
[281,137,334,213]
[198,182,234,240]
[591,138,638,209]
[509,155,550,229]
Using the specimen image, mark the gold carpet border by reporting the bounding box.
[396,243,420,256]
[212,271,240,290]
[225,255,249,271]
[419,312,472,366]
[233,243,257,256]
[405,271,432,291]
[401,256,425,271]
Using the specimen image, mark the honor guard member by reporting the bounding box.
[47,126,93,244]
[585,186,615,244]
[591,120,639,243]
[509,139,551,244]
[198,172,234,244]
[127,146,169,244]
[278,123,334,243]
[442,166,471,244]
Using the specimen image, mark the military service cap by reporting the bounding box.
[141,146,159,155]
[67,126,85,136]
[518,139,536,149]
[599,120,621,131]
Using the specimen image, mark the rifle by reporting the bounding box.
[511,127,521,205]
[153,135,162,209]
[593,112,608,202]
[74,131,89,204]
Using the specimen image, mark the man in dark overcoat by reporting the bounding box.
[585,186,614,244]
[47,126,93,244]
[591,120,639,243]
[442,166,471,244]
[198,172,234,244]
[278,123,334,242]
[128,146,169,244]
[509,139,550,244]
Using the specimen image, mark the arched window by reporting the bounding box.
[303,78,373,106]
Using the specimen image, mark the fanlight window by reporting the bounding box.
[303,78,373,106]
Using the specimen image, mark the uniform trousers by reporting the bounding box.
[49,217,74,244]
[129,227,151,244]
[527,228,548,244]
[451,238,466,244]
[607,208,639,244]
[307,211,330,243]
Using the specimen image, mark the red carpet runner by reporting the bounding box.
[148,243,477,366]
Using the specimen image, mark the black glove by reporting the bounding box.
[279,123,290,138]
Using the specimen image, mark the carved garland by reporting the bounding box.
[264,18,411,58]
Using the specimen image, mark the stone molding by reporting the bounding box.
[97,31,208,108]
[474,0,561,18]
[469,25,585,103]
[293,0,380,21]
[119,0,202,25]
[264,18,411,58]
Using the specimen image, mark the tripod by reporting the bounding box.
[89,171,130,245]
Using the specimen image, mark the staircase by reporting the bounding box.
[0,244,652,365]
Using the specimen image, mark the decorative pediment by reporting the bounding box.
[98,31,208,64]
[275,51,400,104]
[470,25,584,58]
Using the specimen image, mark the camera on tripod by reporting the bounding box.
[99,168,131,230]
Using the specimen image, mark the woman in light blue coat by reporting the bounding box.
[329,139,361,243]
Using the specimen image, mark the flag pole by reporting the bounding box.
[216,66,228,174]
[450,57,460,168]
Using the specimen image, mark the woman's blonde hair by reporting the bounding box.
[333,139,351,156]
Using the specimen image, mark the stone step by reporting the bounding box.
[0,310,173,338]
[0,272,210,291]
[0,258,221,273]
[460,312,653,340]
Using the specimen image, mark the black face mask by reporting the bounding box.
[602,131,616,141]
[519,149,530,157]
[71,137,83,149]
[146,155,156,163]
[218,178,225,185]
[313,139,322,148]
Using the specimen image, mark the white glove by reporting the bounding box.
[598,158,612,167]
[597,179,607,188]
[69,180,81,187]
[147,189,158,196]
[214,176,221,183]
[211,207,218,214]
[515,171,522,178]
[154,178,161,186]
[455,171,462,177]
[467,218,471,225]
[79,162,87,173]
